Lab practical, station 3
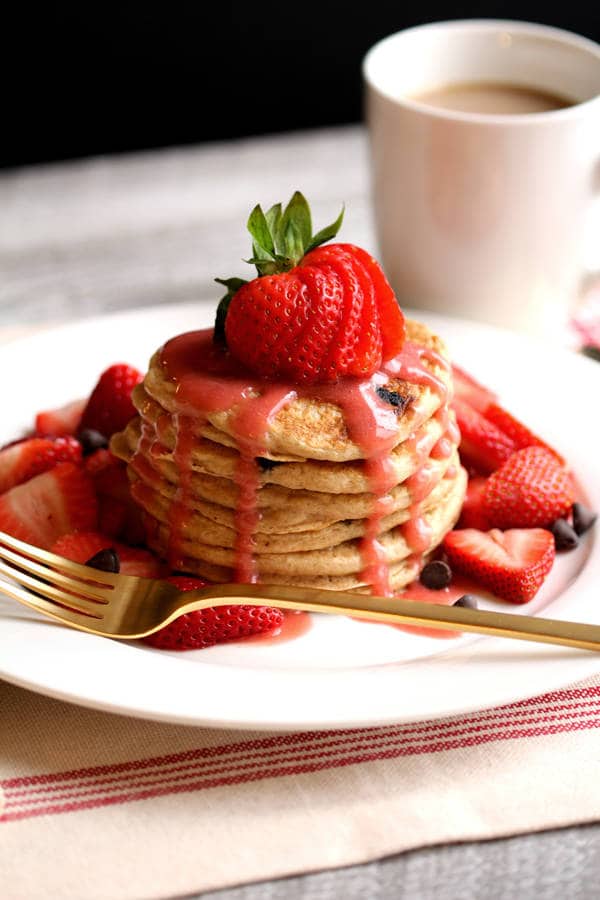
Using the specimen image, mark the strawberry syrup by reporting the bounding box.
[391,574,473,639]
[246,610,313,645]
[158,329,451,593]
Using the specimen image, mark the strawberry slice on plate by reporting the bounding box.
[52,531,165,577]
[35,398,86,437]
[452,396,515,474]
[451,363,497,412]
[483,446,575,529]
[143,575,284,650]
[443,527,555,604]
[79,364,143,438]
[85,449,145,543]
[51,531,112,565]
[0,462,97,549]
[0,436,82,494]
[483,403,565,466]
[457,476,490,530]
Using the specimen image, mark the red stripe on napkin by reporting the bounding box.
[2,684,600,823]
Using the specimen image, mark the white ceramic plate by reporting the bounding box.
[1,302,599,731]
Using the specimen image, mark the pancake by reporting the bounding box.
[111,315,466,597]
[112,406,452,495]
[147,550,427,593]
[127,455,461,551]
[142,466,466,576]
[141,319,452,462]
[120,420,459,532]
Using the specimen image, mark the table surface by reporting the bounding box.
[1,125,598,900]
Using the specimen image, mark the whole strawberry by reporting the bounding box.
[143,576,284,650]
[482,446,575,529]
[79,364,143,439]
[216,192,405,383]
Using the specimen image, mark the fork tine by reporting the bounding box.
[0,543,112,603]
[0,560,107,618]
[0,575,107,632]
[0,530,120,589]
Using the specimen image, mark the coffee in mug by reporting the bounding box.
[411,82,575,115]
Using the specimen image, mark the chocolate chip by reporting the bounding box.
[572,502,597,536]
[78,428,109,455]
[454,594,478,609]
[550,518,579,551]
[581,345,600,363]
[85,549,120,573]
[375,386,409,412]
[256,457,282,471]
[419,560,452,590]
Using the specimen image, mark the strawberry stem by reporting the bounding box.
[213,191,344,342]
[246,191,344,274]
[214,277,248,344]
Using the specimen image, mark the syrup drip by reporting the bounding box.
[386,345,449,581]
[158,330,450,593]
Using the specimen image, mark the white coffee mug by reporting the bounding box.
[363,20,600,338]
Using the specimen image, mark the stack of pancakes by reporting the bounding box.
[111,320,466,592]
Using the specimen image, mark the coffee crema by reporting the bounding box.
[411,81,575,114]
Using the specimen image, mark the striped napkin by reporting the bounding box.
[3,675,600,900]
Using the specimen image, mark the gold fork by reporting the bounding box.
[1,529,600,650]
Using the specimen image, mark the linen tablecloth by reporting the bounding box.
[3,674,600,900]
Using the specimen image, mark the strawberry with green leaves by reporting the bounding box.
[215,192,405,384]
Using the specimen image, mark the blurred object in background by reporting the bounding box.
[2,3,599,167]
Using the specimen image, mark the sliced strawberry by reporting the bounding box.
[117,545,165,578]
[483,447,575,529]
[35,398,86,437]
[52,530,164,577]
[52,531,113,564]
[221,194,405,384]
[98,496,128,538]
[85,450,144,543]
[89,455,130,500]
[79,364,143,438]
[443,528,555,604]
[483,403,565,466]
[166,575,208,591]
[83,448,116,477]
[452,396,515,474]
[143,575,284,650]
[451,364,497,413]
[0,463,97,549]
[0,436,82,494]
[457,476,490,530]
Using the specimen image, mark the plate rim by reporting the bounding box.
[1,300,600,731]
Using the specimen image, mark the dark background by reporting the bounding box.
[3,3,599,169]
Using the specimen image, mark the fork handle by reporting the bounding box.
[179,583,600,652]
